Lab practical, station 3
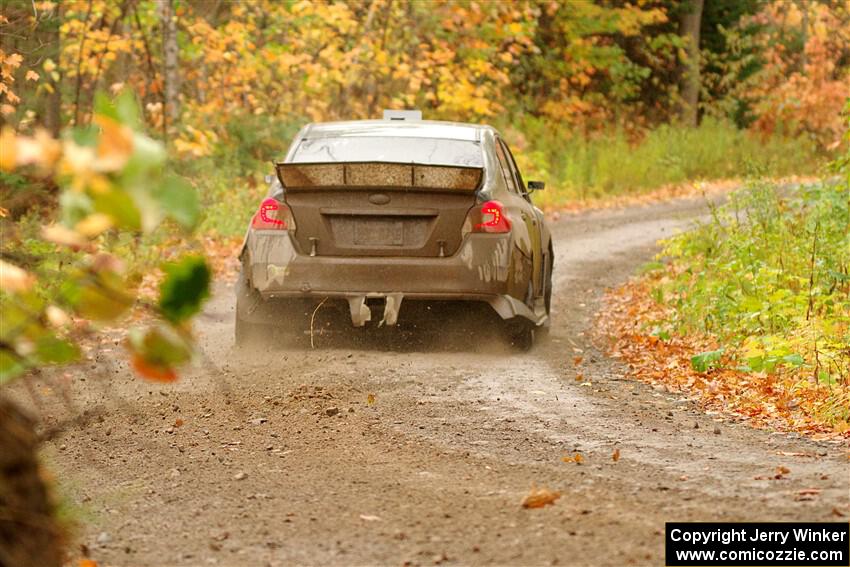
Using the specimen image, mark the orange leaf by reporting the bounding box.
[131,355,177,383]
[80,560,98,567]
[521,485,561,509]
[612,448,620,462]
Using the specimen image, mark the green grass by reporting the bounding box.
[507,117,825,209]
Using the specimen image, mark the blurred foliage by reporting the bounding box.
[0,92,210,384]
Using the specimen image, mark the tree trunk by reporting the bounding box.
[157,0,180,133]
[677,0,703,127]
[0,396,62,567]
[42,5,63,136]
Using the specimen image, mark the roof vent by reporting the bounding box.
[383,109,422,121]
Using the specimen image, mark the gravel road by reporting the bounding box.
[25,196,850,566]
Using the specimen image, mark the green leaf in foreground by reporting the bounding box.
[690,348,725,373]
[155,175,200,229]
[158,256,211,323]
[128,324,193,382]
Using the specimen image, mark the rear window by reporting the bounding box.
[291,136,484,167]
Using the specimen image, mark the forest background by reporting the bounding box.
[2,0,848,232]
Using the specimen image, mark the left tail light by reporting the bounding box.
[467,200,512,233]
[251,198,294,230]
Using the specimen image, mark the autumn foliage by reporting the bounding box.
[600,171,850,438]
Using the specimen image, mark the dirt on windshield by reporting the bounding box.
[13,196,849,567]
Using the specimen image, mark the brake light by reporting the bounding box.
[251,198,292,230]
[473,200,511,233]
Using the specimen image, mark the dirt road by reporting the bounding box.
[27,197,850,566]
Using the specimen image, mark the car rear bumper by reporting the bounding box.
[242,230,543,325]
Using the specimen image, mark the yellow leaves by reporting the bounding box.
[42,224,90,250]
[0,128,61,172]
[0,128,14,170]
[93,115,134,172]
[562,452,583,464]
[0,260,35,293]
[75,213,113,238]
[46,305,71,329]
[174,126,218,158]
[521,484,561,509]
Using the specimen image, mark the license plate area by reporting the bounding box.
[353,219,404,246]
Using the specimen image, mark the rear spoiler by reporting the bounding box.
[274,161,483,192]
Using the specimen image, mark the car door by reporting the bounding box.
[495,138,543,303]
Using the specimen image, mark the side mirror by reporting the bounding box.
[527,180,545,192]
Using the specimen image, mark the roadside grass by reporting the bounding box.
[600,174,850,437]
[506,117,825,209]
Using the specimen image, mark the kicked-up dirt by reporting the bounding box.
[11,196,850,566]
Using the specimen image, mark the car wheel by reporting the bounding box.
[544,249,553,315]
[536,251,553,341]
[234,271,267,348]
[503,319,534,352]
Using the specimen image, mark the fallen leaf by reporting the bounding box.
[573,356,583,366]
[562,452,583,464]
[797,488,821,496]
[776,466,790,475]
[776,451,813,458]
[612,448,620,462]
[367,393,375,405]
[521,485,561,509]
[575,373,584,382]
[79,560,98,567]
[174,418,184,428]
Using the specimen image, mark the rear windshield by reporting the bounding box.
[291,136,484,167]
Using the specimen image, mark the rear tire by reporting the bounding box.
[503,319,535,352]
[234,271,268,349]
[537,251,554,341]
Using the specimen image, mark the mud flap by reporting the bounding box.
[379,293,404,327]
[488,295,547,326]
[347,296,372,327]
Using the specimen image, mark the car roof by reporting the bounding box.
[299,119,495,142]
